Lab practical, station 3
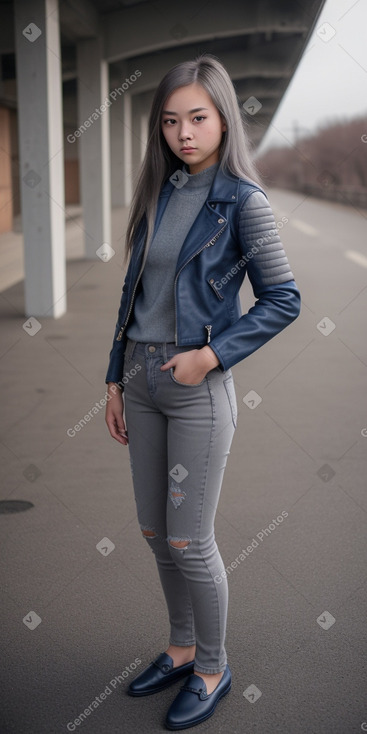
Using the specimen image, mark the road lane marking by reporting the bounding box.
[290,219,318,236]
[345,250,367,268]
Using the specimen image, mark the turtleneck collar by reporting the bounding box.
[175,160,219,194]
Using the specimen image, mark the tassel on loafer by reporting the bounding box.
[165,664,231,730]
[127,653,195,697]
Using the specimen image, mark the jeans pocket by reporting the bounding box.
[224,375,237,429]
[169,367,206,387]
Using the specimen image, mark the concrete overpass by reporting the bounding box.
[0,0,326,318]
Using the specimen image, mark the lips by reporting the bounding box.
[180,147,196,151]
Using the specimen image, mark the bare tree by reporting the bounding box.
[256,114,367,205]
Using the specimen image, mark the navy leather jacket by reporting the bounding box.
[105,164,301,385]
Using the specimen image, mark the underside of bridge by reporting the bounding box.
[58,0,326,147]
[0,0,326,317]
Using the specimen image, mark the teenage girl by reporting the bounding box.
[105,53,300,730]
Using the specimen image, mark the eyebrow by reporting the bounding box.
[162,107,209,115]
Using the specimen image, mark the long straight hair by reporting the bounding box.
[124,53,262,263]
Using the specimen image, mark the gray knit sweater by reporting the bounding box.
[126,161,219,342]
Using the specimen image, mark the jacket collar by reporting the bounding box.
[159,163,240,203]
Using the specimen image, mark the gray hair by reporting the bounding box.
[124,53,262,262]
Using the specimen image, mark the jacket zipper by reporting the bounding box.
[116,221,227,343]
[173,223,227,344]
[205,324,212,343]
[116,256,146,341]
[208,278,224,300]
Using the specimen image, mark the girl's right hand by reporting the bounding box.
[105,383,129,445]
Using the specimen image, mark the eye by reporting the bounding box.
[162,116,207,125]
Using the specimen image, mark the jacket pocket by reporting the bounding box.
[207,277,224,300]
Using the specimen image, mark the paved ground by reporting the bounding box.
[1,189,366,734]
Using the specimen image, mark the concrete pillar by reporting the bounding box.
[131,93,148,176]
[110,60,141,208]
[110,90,125,209]
[131,95,141,188]
[77,36,111,256]
[122,92,133,206]
[140,112,148,164]
[14,0,66,318]
[110,90,133,207]
[130,90,154,191]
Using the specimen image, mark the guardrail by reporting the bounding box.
[295,184,367,209]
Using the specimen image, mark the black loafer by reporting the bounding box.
[127,653,195,697]
[165,664,231,730]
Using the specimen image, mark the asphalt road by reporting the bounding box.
[1,189,366,734]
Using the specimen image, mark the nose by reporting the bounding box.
[178,124,193,141]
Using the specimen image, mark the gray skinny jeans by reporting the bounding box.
[123,338,237,674]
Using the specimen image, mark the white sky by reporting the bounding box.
[257,0,367,153]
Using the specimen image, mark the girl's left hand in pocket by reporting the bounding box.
[160,347,220,384]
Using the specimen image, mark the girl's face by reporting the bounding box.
[161,82,226,174]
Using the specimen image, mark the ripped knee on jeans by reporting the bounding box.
[141,526,157,539]
[168,536,192,550]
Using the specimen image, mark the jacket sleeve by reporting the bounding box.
[209,190,301,371]
[105,278,129,387]
[105,216,148,386]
